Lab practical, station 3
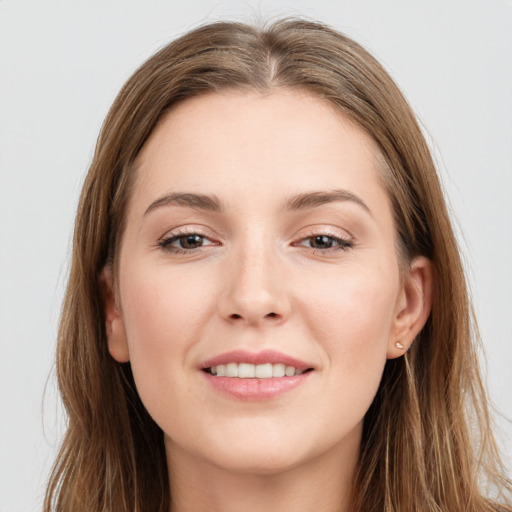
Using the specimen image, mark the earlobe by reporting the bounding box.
[387,256,434,359]
[99,265,130,363]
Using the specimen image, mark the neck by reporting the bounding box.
[165,428,360,512]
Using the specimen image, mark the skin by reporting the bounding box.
[102,89,433,512]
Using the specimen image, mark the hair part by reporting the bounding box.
[45,18,511,512]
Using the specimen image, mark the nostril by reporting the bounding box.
[229,312,277,320]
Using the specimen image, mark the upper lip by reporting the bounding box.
[200,349,313,371]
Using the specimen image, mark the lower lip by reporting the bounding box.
[202,372,312,401]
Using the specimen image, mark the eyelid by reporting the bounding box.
[156,224,355,255]
[295,225,354,241]
[158,225,215,242]
[157,226,221,254]
[292,226,355,252]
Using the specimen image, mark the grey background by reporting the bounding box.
[0,1,511,510]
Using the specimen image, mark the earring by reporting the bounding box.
[395,341,405,350]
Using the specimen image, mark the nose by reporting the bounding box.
[217,242,291,327]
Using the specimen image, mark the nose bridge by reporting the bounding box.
[218,231,290,326]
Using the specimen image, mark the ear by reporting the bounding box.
[387,256,434,359]
[99,265,130,363]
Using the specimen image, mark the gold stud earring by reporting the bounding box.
[395,341,405,350]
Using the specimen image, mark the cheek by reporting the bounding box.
[304,265,397,338]
[122,265,214,343]
[299,265,399,391]
[118,265,215,406]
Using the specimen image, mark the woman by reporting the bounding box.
[44,18,511,512]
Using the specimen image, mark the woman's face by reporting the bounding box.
[103,90,431,475]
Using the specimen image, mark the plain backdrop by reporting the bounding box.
[0,1,511,510]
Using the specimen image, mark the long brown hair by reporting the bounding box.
[44,18,511,512]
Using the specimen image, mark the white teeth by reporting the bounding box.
[209,363,307,378]
[255,363,272,378]
[238,363,255,378]
[226,363,238,377]
[272,363,285,377]
[285,366,296,377]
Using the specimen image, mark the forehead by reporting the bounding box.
[130,89,386,214]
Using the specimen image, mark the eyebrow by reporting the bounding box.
[284,189,372,216]
[144,189,371,217]
[144,192,225,216]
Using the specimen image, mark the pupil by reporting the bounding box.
[181,234,202,249]
[313,236,332,249]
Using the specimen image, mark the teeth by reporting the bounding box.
[285,365,296,377]
[209,363,307,378]
[272,363,285,377]
[226,363,238,377]
[255,363,272,378]
[238,363,255,378]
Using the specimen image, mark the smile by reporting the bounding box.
[200,349,315,400]
[205,363,307,378]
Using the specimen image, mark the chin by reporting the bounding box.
[207,445,309,476]
[197,422,339,477]
[164,409,364,478]
[167,425,313,476]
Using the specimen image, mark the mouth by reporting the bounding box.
[203,363,313,378]
[199,349,315,400]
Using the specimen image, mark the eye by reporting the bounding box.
[158,231,217,253]
[296,234,353,252]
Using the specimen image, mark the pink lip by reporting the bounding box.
[199,349,314,401]
[202,372,312,401]
[200,349,312,370]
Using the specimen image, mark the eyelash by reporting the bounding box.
[158,229,354,255]
[294,232,354,252]
[158,229,217,255]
